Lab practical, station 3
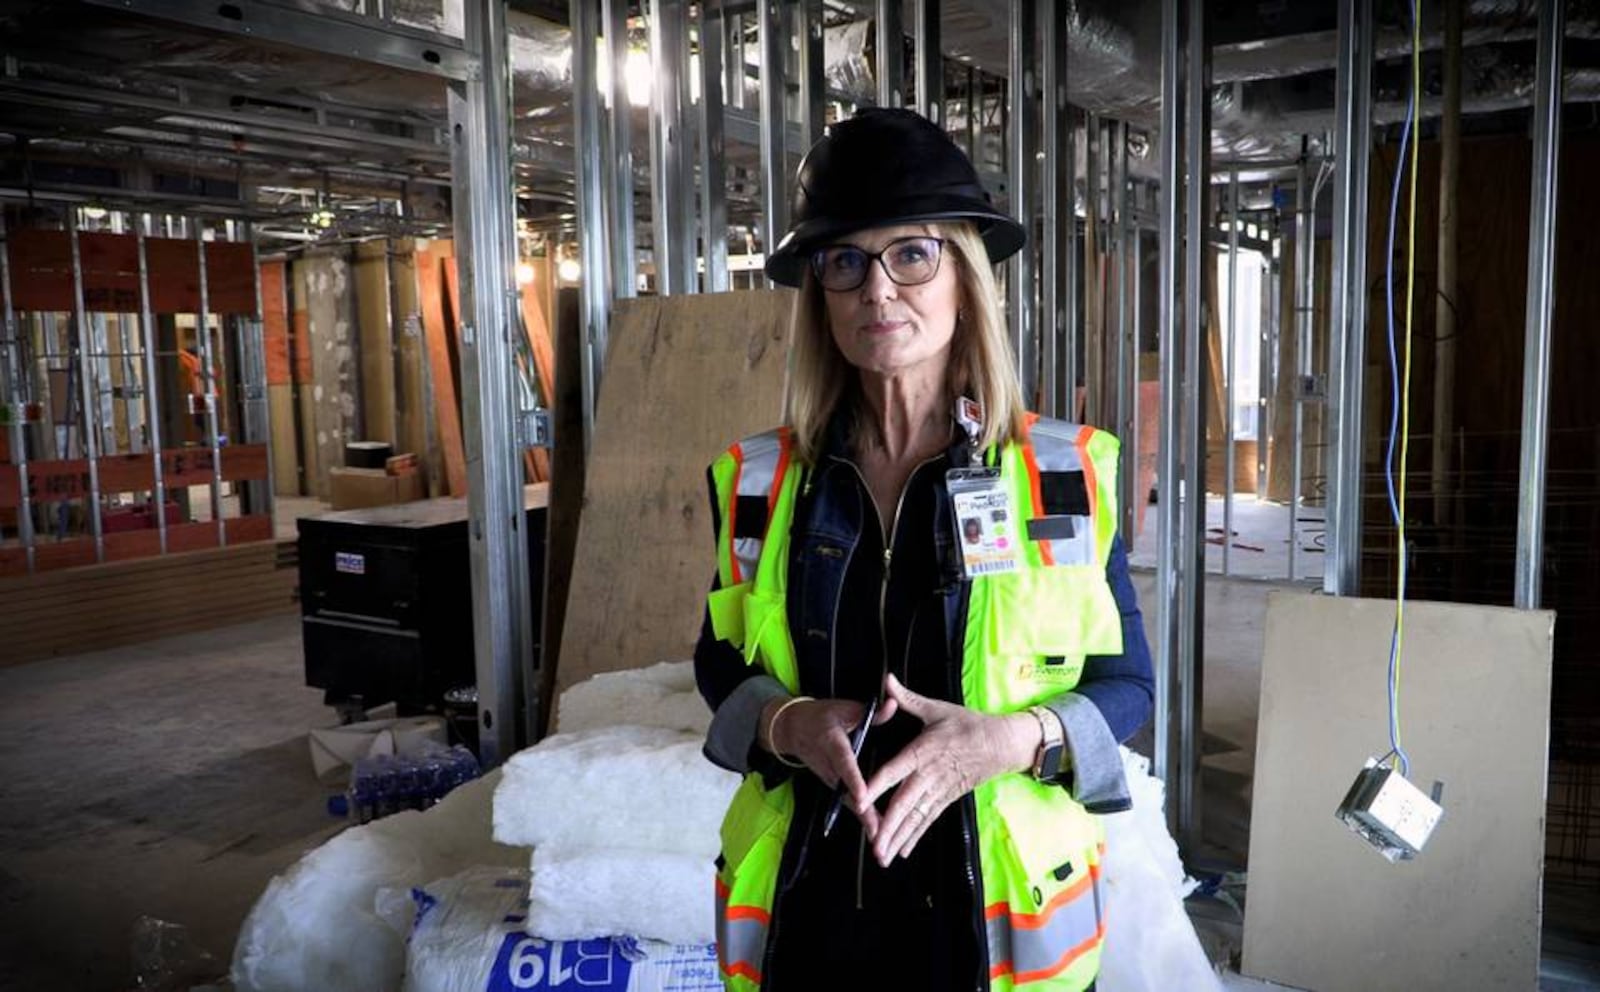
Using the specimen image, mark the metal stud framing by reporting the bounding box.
[914,0,942,125]
[573,0,610,450]
[1154,0,1183,822]
[603,0,638,302]
[1176,0,1210,848]
[699,0,732,294]
[758,0,788,277]
[1325,0,1374,596]
[877,0,905,108]
[450,0,535,767]
[193,222,227,548]
[135,216,169,555]
[0,211,34,572]
[66,211,106,562]
[1008,0,1037,401]
[1040,0,1067,420]
[1515,0,1565,609]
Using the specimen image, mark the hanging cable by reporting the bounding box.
[1377,0,1423,778]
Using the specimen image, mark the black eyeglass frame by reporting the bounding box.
[808,235,949,293]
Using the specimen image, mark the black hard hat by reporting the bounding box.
[763,107,1026,288]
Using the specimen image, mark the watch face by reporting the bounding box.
[1036,743,1066,781]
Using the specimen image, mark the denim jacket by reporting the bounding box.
[694,413,1154,813]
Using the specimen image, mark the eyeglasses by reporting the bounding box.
[809,236,947,293]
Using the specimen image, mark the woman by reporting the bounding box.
[695,108,1153,992]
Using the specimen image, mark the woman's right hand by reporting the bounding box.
[760,697,887,833]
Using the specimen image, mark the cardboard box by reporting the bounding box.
[329,465,426,510]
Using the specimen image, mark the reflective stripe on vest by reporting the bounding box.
[714,876,769,987]
[986,854,1107,986]
[719,428,791,587]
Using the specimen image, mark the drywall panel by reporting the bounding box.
[1242,592,1554,992]
[553,290,792,701]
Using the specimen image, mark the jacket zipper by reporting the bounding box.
[838,452,941,909]
[950,577,988,991]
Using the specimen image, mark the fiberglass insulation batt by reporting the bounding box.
[491,724,738,857]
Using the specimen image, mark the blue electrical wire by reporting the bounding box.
[1380,0,1419,781]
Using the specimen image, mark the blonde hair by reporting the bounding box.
[784,222,1030,464]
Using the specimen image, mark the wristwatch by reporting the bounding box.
[1028,705,1067,781]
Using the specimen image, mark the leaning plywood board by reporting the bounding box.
[553,290,793,701]
[1242,592,1554,992]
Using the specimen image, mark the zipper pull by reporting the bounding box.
[883,547,892,569]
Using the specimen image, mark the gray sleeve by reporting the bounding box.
[1040,693,1132,814]
[703,674,792,774]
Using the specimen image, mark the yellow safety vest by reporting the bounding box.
[706,417,1124,992]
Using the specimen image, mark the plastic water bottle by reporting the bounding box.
[327,744,481,822]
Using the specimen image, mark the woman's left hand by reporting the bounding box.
[859,673,1039,866]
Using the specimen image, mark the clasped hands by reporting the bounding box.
[760,673,1040,867]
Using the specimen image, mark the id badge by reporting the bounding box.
[947,467,1022,578]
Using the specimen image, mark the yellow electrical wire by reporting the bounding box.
[1393,0,1423,768]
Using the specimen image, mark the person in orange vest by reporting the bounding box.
[696,109,1154,991]
[176,326,223,444]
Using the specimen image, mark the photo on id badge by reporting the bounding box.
[953,486,1018,577]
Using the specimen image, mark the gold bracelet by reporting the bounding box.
[766,695,814,768]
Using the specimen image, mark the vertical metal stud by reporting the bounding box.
[1259,209,1277,502]
[877,0,904,108]
[1084,113,1100,421]
[797,0,826,147]
[699,0,731,293]
[1129,179,1145,551]
[194,222,226,547]
[604,0,638,301]
[135,216,168,555]
[1176,0,1210,848]
[758,0,788,279]
[1326,0,1374,596]
[1289,154,1305,582]
[574,0,610,451]
[1040,0,1063,419]
[242,224,274,520]
[1063,105,1079,420]
[649,1,694,295]
[1008,0,1037,401]
[1116,124,1138,548]
[1154,0,1182,816]
[0,211,35,572]
[1224,167,1239,575]
[67,211,106,561]
[913,0,941,124]
[452,0,536,764]
[1515,0,1564,609]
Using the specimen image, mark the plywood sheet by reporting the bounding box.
[390,241,429,466]
[354,240,396,446]
[553,290,793,701]
[416,241,466,496]
[0,541,295,663]
[1242,592,1554,992]
[268,384,299,497]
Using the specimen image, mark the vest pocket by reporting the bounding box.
[980,564,1123,661]
[716,776,790,988]
[741,586,792,670]
[984,777,1107,988]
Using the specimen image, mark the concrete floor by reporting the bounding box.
[0,569,1593,990]
[0,615,335,991]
